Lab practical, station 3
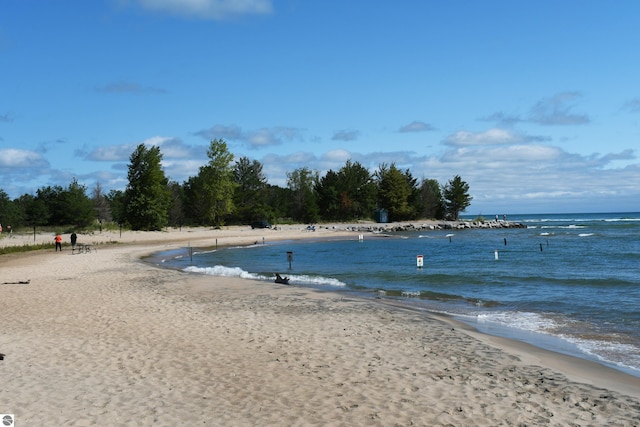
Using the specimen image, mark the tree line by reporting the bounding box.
[0,139,472,231]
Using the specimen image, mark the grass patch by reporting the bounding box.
[0,242,54,255]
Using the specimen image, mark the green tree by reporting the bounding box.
[337,160,377,220]
[375,163,416,221]
[16,193,49,227]
[0,189,21,229]
[442,175,472,220]
[124,144,171,230]
[35,185,62,225]
[315,170,341,221]
[262,184,292,222]
[416,178,444,219]
[233,157,269,223]
[183,175,208,225]
[106,189,126,226]
[316,160,377,221]
[287,167,319,223]
[185,139,236,227]
[167,181,185,227]
[62,178,95,228]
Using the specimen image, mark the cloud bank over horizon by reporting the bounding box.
[1,1,639,214]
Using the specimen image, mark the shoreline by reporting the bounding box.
[143,225,640,382]
[2,225,640,424]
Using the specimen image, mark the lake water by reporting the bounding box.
[154,212,640,377]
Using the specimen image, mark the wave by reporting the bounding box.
[183,265,347,287]
[509,214,640,226]
[465,310,640,376]
[567,337,640,376]
[476,310,559,332]
[184,265,263,280]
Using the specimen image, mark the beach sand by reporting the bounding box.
[2,226,640,426]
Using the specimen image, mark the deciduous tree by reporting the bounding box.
[185,139,236,227]
[287,167,319,223]
[124,144,170,230]
[233,157,269,223]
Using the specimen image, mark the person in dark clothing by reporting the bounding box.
[70,232,77,251]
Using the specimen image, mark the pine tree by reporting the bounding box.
[442,175,472,220]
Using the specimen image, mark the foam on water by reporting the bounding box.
[185,265,264,280]
[561,336,640,376]
[476,311,559,333]
[459,310,640,376]
[289,274,347,287]
[183,265,347,287]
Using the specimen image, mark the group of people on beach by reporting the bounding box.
[54,232,77,252]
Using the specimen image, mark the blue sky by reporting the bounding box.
[1,0,639,215]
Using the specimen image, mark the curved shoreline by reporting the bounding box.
[2,225,640,425]
[150,231,640,380]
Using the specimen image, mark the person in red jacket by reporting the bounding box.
[54,233,62,252]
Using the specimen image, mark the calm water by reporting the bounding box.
[155,212,640,377]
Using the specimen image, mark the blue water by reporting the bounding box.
[155,212,640,377]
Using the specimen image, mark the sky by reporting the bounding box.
[1,0,639,215]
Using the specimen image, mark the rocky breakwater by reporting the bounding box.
[336,220,527,233]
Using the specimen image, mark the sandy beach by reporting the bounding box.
[2,225,640,426]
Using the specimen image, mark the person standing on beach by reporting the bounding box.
[55,233,62,251]
[70,232,77,251]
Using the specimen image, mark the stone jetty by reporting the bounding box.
[326,220,527,234]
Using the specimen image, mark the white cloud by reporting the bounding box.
[443,128,537,147]
[195,125,303,149]
[142,136,200,158]
[332,129,360,141]
[195,124,244,141]
[0,149,49,168]
[83,144,138,162]
[161,158,205,181]
[321,149,351,163]
[128,0,273,20]
[246,127,301,148]
[82,137,206,163]
[528,92,590,126]
[483,93,591,127]
[399,121,435,133]
[454,144,562,163]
